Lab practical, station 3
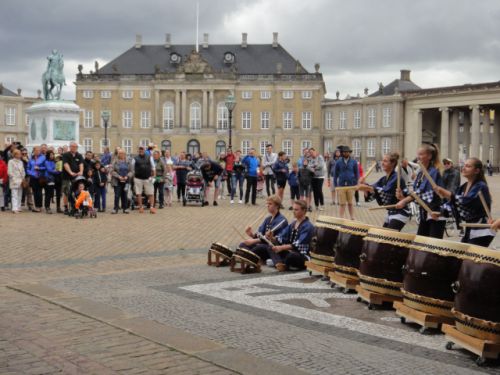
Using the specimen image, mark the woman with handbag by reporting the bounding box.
[111,149,133,214]
[7,149,25,213]
[27,146,46,212]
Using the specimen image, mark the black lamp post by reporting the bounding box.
[101,111,110,147]
[224,92,236,149]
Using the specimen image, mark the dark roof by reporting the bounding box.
[0,85,18,97]
[98,44,307,75]
[369,79,421,97]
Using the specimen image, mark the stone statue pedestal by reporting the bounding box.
[26,100,81,150]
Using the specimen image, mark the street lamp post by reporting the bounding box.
[224,92,236,149]
[101,112,110,148]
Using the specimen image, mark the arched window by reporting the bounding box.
[161,140,172,151]
[163,102,174,129]
[217,102,228,130]
[190,102,201,130]
[187,139,200,155]
[215,140,226,156]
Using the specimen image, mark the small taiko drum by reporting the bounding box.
[231,247,261,269]
[310,216,344,268]
[358,228,415,297]
[402,236,469,318]
[211,243,234,259]
[207,242,234,266]
[452,245,500,343]
[333,220,376,281]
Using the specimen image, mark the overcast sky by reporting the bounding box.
[1,0,500,100]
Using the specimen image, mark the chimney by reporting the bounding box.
[202,33,209,49]
[276,62,282,74]
[135,34,142,49]
[17,88,22,96]
[400,69,411,81]
[165,33,171,49]
[241,33,248,48]
[272,32,278,48]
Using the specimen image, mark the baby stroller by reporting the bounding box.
[184,169,205,206]
[70,176,97,219]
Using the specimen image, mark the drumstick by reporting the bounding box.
[396,163,401,191]
[369,204,397,211]
[364,162,377,180]
[418,162,438,190]
[231,225,247,241]
[478,191,493,221]
[335,185,359,191]
[461,223,493,229]
[248,211,268,229]
[410,192,435,216]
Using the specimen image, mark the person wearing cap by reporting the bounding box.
[262,144,277,197]
[333,145,359,219]
[133,146,156,213]
[442,158,460,193]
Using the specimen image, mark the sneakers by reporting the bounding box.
[123,209,129,214]
[218,195,222,200]
[230,200,234,204]
[276,263,287,272]
[238,200,243,204]
[319,206,325,211]
[112,209,118,214]
[266,259,274,267]
[213,201,218,206]
[45,208,53,214]
[356,202,361,207]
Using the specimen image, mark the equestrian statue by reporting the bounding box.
[42,50,66,100]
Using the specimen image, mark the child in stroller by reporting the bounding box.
[70,176,97,218]
[184,169,205,206]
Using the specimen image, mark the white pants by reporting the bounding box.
[11,187,22,212]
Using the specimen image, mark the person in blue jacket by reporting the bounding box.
[44,150,60,214]
[287,163,300,210]
[27,146,46,212]
[242,148,260,205]
[333,145,359,219]
[267,200,315,271]
[272,151,289,204]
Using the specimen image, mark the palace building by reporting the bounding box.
[76,33,326,159]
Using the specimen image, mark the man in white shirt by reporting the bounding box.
[262,144,277,197]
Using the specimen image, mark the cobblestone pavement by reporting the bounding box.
[1,173,500,374]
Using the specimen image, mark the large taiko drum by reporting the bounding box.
[402,236,469,318]
[333,220,376,281]
[452,245,500,343]
[310,216,344,267]
[358,228,415,297]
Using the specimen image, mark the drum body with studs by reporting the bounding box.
[232,247,261,267]
[333,220,376,281]
[310,216,344,267]
[452,245,500,343]
[210,242,234,259]
[358,228,415,297]
[402,236,469,318]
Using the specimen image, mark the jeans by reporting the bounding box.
[265,174,275,196]
[44,184,54,209]
[114,183,127,210]
[290,185,300,201]
[30,177,43,208]
[95,186,107,209]
[245,176,257,204]
[231,173,244,200]
[154,181,164,206]
[177,183,186,202]
[268,249,307,270]
[226,171,233,195]
[311,178,324,207]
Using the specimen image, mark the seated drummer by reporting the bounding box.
[358,152,410,231]
[267,200,315,272]
[240,195,288,262]
[433,157,495,247]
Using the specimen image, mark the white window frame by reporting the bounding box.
[302,111,312,130]
[241,111,251,129]
[122,90,133,99]
[190,102,201,130]
[241,91,252,99]
[368,108,376,128]
[122,111,133,128]
[325,111,333,130]
[259,140,268,156]
[163,102,174,130]
[217,102,228,130]
[5,135,16,145]
[382,106,392,128]
[354,109,361,129]
[367,139,376,157]
[339,111,347,129]
[100,138,110,153]
[283,112,293,129]
[5,107,16,126]
[301,140,312,151]
[260,112,270,130]
[282,139,292,157]
[83,138,93,152]
[101,90,111,99]
[301,90,312,99]
[122,138,132,155]
[84,110,93,128]
[139,138,150,148]
[352,139,361,158]
[282,90,294,99]
[100,110,111,128]
[140,90,151,99]
[241,140,251,155]
[140,111,151,129]
[82,90,93,99]
[382,137,391,155]
[260,90,271,100]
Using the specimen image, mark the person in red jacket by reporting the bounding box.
[222,147,235,197]
[0,153,8,211]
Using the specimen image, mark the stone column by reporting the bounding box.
[481,109,490,161]
[209,90,215,128]
[470,105,480,157]
[154,89,160,128]
[449,110,459,163]
[202,90,208,128]
[181,89,187,128]
[404,109,423,160]
[175,90,181,127]
[439,107,450,159]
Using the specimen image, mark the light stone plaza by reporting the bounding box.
[2,1,500,374]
